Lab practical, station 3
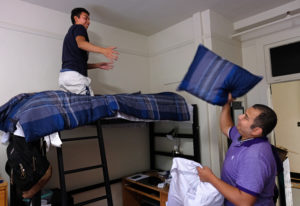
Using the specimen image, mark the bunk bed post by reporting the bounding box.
[192,104,201,162]
[56,146,68,206]
[31,191,41,206]
[96,120,113,206]
[10,182,25,206]
[149,122,155,170]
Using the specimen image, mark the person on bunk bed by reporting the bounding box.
[59,7,119,96]
[197,94,280,206]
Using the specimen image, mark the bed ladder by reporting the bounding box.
[56,120,113,206]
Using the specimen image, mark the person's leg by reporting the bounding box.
[86,79,94,96]
[59,71,94,96]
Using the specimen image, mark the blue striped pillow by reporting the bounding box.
[178,44,262,106]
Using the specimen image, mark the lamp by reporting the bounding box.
[228,101,244,147]
[166,128,177,140]
[165,127,181,155]
[231,101,244,125]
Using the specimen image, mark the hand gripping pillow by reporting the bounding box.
[178,44,262,106]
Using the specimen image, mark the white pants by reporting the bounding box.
[58,70,94,96]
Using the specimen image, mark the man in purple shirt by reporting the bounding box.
[197,94,278,206]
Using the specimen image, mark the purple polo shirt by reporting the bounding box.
[221,126,277,206]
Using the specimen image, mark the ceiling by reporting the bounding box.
[21,0,294,36]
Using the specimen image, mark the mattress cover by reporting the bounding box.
[0,90,190,142]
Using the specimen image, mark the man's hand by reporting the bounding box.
[103,47,119,61]
[96,62,114,70]
[197,166,215,183]
[88,62,114,70]
[227,93,234,104]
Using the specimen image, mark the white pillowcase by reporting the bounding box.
[167,158,224,206]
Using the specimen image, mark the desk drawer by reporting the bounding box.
[0,182,8,206]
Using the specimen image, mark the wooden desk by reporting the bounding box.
[0,181,8,206]
[122,174,168,206]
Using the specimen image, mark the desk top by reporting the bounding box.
[0,181,7,188]
[123,171,169,194]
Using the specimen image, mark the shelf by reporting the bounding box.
[155,151,195,160]
[122,175,168,206]
[291,177,300,183]
[124,184,160,201]
[153,133,193,139]
[292,182,300,189]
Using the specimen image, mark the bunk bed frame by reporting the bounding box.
[56,104,200,206]
[0,91,198,206]
[149,104,200,169]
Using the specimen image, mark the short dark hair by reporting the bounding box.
[71,8,90,24]
[251,104,277,136]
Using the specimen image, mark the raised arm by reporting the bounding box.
[220,93,234,137]
[76,36,119,61]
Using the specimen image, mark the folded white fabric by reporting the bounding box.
[44,132,62,151]
[167,158,223,206]
[0,131,9,144]
[1,122,62,150]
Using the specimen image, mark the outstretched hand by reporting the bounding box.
[95,61,114,70]
[103,46,119,61]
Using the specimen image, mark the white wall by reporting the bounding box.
[0,0,150,203]
[87,22,150,94]
[148,17,195,92]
